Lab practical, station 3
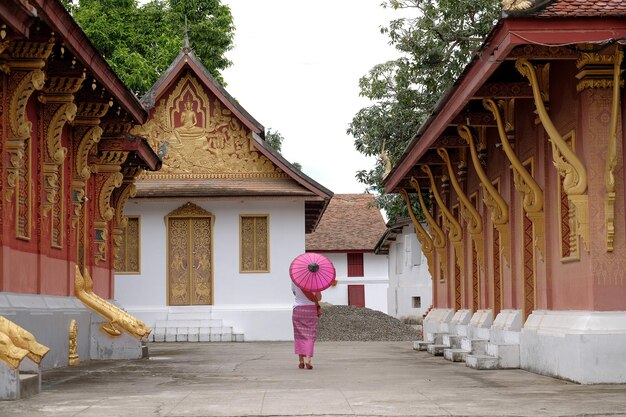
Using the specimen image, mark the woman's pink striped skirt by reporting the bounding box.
[292,305,318,356]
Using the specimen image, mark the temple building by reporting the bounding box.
[375,216,433,319]
[0,0,161,398]
[384,0,626,383]
[306,194,389,312]
[113,39,332,342]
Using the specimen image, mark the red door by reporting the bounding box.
[348,285,365,308]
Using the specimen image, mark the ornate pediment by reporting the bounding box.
[132,74,285,180]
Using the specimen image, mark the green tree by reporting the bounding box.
[62,0,234,95]
[265,129,284,153]
[265,129,303,172]
[349,0,500,222]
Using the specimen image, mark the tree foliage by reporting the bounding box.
[264,129,302,171]
[349,0,500,222]
[62,0,235,95]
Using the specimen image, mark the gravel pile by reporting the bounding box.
[317,304,422,341]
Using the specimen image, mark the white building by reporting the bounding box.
[375,217,433,319]
[114,45,332,342]
[306,194,389,313]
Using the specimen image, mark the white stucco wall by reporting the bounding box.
[114,197,306,340]
[386,224,432,319]
[320,252,389,313]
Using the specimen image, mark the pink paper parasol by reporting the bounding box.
[289,252,336,292]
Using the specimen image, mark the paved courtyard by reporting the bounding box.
[1,341,625,417]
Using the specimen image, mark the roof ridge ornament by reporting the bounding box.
[183,16,191,54]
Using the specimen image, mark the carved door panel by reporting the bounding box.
[168,216,213,306]
[190,217,212,305]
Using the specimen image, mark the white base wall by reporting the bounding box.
[0,293,143,370]
[521,310,626,384]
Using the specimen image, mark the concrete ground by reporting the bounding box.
[1,341,625,417]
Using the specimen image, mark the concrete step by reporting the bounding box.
[486,342,520,369]
[442,334,462,349]
[466,354,499,370]
[155,319,223,328]
[19,373,40,399]
[426,344,446,356]
[413,341,432,351]
[443,348,469,362]
[461,338,488,354]
[151,325,240,343]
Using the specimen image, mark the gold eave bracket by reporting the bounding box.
[400,189,435,277]
[410,177,447,279]
[458,124,511,265]
[422,165,464,276]
[484,98,545,259]
[74,266,151,340]
[517,59,590,251]
[438,147,484,269]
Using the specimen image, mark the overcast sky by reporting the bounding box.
[221,0,405,194]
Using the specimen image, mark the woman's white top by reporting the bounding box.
[292,282,316,307]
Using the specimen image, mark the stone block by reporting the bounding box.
[198,328,211,342]
[153,328,166,343]
[187,327,200,342]
[426,344,445,356]
[443,348,469,362]
[466,354,499,370]
[165,327,177,342]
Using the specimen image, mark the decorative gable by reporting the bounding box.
[131,72,285,179]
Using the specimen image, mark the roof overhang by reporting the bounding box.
[384,17,626,192]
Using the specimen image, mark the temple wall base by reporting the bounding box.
[521,310,626,383]
[89,320,143,360]
[0,293,91,369]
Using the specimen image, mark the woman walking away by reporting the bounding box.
[291,281,321,369]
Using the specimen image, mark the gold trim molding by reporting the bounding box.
[484,98,545,258]
[399,189,435,277]
[410,177,447,280]
[74,266,151,339]
[458,124,511,265]
[422,165,464,276]
[438,147,484,269]
[605,49,623,252]
[517,59,590,250]
[99,172,124,222]
[501,0,533,11]
[0,316,49,366]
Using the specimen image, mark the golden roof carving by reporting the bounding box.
[132,74,285,180]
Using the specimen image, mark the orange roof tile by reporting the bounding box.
[305,194,387,252]
[512,0,626,17]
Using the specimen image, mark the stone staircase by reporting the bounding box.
[150,307,244,343]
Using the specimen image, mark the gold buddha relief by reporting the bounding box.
[132,74,284,179]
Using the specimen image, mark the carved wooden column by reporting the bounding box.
[38,72,85,248]
[112,167,140,271]
[3,39,53,241]
[71,100,109,270]
[90,123,130,267]
[574,48,626,309]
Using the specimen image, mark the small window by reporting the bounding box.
[347,253,364,277]
[240,215,270,272]
[412,296,421,308]
[115,216,140,274]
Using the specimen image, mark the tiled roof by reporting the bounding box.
[509,0,626,17]
[134,178,317,197]
[306,194,387,252]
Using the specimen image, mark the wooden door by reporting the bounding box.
[167,203,213,306]
[348,285,365,308]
